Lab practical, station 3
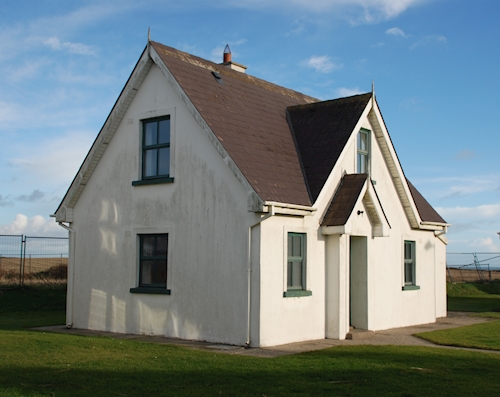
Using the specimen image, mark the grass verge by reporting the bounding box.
[1,331,500,397]
[1,285,500,396]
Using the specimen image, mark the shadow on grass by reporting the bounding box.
[448,296,500,312]
[1,345,500,397]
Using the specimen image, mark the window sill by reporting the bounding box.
[132,177,174,186]
[402,285,420,291]
[283,290,312,298]
[130,287,171,295]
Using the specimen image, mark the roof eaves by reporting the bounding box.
[367,98,421,229]
[54,45,153,222]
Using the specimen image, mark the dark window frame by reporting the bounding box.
[141,116,171,180]
[130,234,170,294]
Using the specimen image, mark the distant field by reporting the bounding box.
[0,257,67,285]
[447,268,500,283]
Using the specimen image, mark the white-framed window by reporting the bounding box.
[284,232,312,297]
[357,128,370,174]
[402,240,419,290]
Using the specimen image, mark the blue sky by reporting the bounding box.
[0,0,499,253]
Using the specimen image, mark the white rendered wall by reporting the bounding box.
[258,215,326,347]
[319,113,447,338]
[70,64,258,345]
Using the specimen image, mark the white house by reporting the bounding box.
[54,39,449,347]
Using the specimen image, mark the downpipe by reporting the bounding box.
[246,205,275,348]
[56,221,75,329]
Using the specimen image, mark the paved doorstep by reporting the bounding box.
[35,312,497,358]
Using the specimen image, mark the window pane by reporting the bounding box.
[405,242,412,260]
[141,261,154,284]
[292,262,303,288]
[359,132,367,151]
[144,149,157,177]
[155,235,168,257]
[158,119,170,144]
[144,122,157,146]
[357,153,367,173]
[153,261,167,284]
[292,236,302,257]
[287,235,293,257]
[287,261,293,287]
[142,236,155,256]
[405,262,413,284]
[158,147,170,176]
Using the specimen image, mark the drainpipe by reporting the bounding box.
[57,221,75,329]
[246,204,275,348]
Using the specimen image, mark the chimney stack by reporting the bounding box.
[220,44,247,73]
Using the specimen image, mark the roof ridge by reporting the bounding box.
[151,41,318,104]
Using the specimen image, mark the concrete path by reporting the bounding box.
[36,312,497,358]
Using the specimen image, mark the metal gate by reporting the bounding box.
[0,235,68,286]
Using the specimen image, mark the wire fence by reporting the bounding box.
[0,234,68,287]
[447,252,500,283]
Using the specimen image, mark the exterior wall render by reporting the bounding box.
[257,215,325,347]
[70,64,255,345]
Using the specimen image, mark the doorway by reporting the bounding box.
[349,236,368,329]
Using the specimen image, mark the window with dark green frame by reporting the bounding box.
[357,128,369,174]
[403,240,419,290]
[284,232,311,297]
[129,234,169,294]
[142,117,171,180]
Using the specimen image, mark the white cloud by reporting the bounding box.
[386,27,407,38]
[410,34,447,50]
[337,87,364,97]
[454,149,476,160]
[436,204,500,221]
[0,214,64,236]
[229,0,426,22]
[8,131,94,184]
[303,56,341,73]
[43,37,96,55]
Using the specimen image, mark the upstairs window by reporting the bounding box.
[142,117,170,179]
[357,128,370,174]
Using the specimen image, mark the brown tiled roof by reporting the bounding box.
[406,179,447,224]
[151,41,317,206]
[321,174,367,226]
[288,94,372,202]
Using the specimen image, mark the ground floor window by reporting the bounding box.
[403,240,419,290]
[284,232,311,297]
[130,234,170,294]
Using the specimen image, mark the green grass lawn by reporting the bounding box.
[1,285,500,396]
[416,282,500,351]
[447,281,500,312]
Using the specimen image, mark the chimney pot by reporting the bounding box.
[223,44,231,63]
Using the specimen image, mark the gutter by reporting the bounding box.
[52,216,75,329]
